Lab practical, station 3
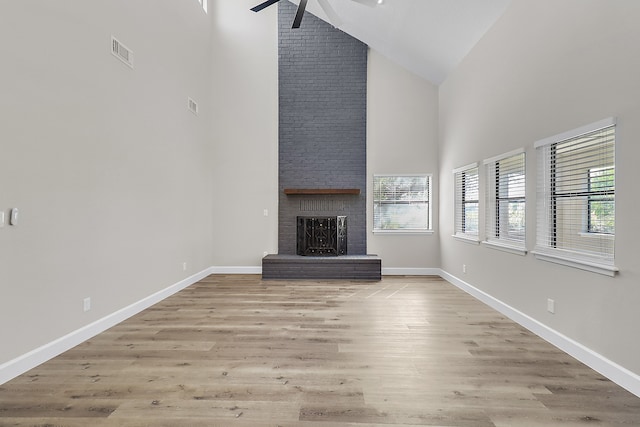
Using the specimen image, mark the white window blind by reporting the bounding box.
[373,175,431,231]
[484,150,526,251]
[534,118,616,275]
[454,164,479,239]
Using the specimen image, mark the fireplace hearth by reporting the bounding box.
[297,216,347,256]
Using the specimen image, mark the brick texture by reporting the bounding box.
[262,255,381,280]
[278,1,368,255]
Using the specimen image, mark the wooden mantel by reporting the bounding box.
[284,188,361,195]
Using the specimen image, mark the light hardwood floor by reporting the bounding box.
[1,275,639,426]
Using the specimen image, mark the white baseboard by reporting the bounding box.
[212,266,441,277]
[210,266,262,274]
[382,267,440,276]
[439,269,640,398]
[0,267,214,385]
[212,265,442,277]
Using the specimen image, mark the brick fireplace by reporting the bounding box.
[262,2,380,280]
[277,1,367,256]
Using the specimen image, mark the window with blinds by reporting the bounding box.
[484,150,526,253]
[373,175,431,232]
[453,163,479,240]
[534,118,617,276]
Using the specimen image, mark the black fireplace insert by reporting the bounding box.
[297,216,347,256]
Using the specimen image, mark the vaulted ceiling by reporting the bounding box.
[288,0,512,85]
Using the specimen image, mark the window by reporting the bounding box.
[453,163,479,240]
[484,150,526,254]
[588,166,615,234]
[373,175,431,232]
[534,118,617,275]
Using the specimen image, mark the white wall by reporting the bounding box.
[207,5,441,271]
[0,1,213,365]
[367,50,440,271]
[439,0,640,374]
[0,2,442,376]
[209,0,279,268]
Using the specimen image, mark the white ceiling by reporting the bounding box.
[288,0,512,85]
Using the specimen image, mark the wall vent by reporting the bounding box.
[188,97,199,115]
[111,36,134,68]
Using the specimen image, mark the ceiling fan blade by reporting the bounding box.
[250,0,282,13]
[317,0,343,28]
[292,0,309,28]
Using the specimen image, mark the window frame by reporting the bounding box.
[453,163,479,243]
[587,166,615,235]
[482,149,527,255]
[533,117,617,276]
[372,174,433,234]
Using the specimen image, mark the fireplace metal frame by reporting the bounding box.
[296,216,347,256]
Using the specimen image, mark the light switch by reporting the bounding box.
[0,211,5,227]
[9,208,18,226]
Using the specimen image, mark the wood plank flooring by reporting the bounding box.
[1,275,639,426]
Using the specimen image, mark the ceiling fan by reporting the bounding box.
[251,0,382,29]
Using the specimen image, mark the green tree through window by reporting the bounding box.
[373,175,431,231]
[588,166,615,234]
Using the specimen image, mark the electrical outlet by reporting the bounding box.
[263,209,269,217]
[9,208,18,226]
[463,264,467,274]
[83,297,91,312]
[547,298,555,314]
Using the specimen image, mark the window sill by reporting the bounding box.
[482,240,527,256]
[532,249,618,277]
[578,232,615,239]
[452,234,480,244]
[373,229,434,235]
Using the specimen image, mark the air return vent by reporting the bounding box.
[111,36,134,68]
[188,97,199,115]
